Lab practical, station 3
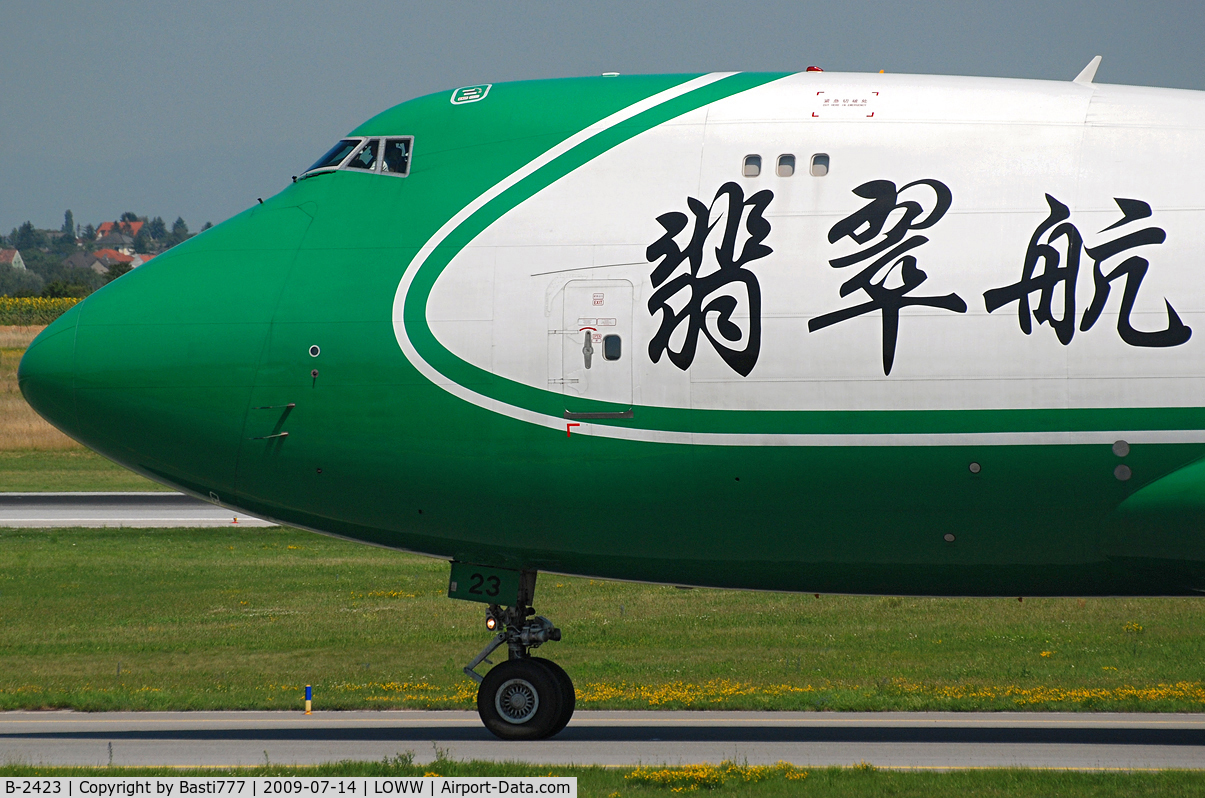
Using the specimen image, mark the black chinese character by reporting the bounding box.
[646,182,772,377]
[808,179,967,375]
[1080,199,1191,347]
[983,194,1082,344]
[985,196,1190,347]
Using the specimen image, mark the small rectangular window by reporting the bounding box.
[742,155,761,178]
[380,137,412,176]
[810,153,830,177]
[602,334,622,361]
[777,154,795,177]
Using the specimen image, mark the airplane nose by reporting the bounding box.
[17,308,80,440]
[23,201,313,499]
[19,196,316,500]
[62,254,271,498]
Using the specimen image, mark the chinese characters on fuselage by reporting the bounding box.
[643,182,1191,380]
[983,195,1191,347]
[646,182,772,377]
[808,179,967,375]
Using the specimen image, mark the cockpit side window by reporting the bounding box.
[305,138,363,173]
[380,138,412,176]
[344,139,380,171]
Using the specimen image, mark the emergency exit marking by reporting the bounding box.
[567,423,580,436]
[592,293,604,306]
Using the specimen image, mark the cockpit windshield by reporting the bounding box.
[302,135,414,179]
[344,139,380,170]
[305,139,363,173]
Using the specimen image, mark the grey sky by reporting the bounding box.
[3,1,1202,235]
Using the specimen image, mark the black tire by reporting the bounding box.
[531,657,575,736]
[477,658,564,740]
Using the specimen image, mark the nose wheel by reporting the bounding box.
[477,657,574,740]
[463,601,575,740]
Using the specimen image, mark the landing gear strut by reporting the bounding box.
[462,573,574,740]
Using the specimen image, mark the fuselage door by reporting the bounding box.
[554,280,633,410]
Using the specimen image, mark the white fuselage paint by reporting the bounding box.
[406,72,1205,446]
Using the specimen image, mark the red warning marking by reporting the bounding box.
[816,91,824,95]
[866,112,875,117]
[579,326,597,332]
[812,112,819,117]
[566,423,581,437]
[872,91,879,96]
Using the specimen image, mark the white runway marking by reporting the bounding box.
[1,710,1203,769]
[0,493,276,528]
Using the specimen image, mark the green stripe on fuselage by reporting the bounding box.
[402,72,789,420]
[395,76,1205,440]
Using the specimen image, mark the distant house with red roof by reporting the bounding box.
[65,250,150,275]
[0,249,26,270]
[97,221,143,238]
[93,249,135,268]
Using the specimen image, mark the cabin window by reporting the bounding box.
[344,139,380,171]
[603,334,622,361]
[810,153,830,176]
[380,137,412,176]
[777,154,795,177]
[742,155,762,178]
[305,138,363,173]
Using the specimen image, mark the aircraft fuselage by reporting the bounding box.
[20,71,1205,596]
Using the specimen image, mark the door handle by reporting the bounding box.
[582,331,594,370]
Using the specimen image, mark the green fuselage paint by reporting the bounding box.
[19,71,1205,596]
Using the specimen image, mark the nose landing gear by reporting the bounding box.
[463,599,575,740]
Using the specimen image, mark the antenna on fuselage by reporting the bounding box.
[1073,55,1102,85]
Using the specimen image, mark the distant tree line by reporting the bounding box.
[0,210,214,298]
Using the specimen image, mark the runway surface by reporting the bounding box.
[2,710,1204,769]
[0,492,275,527]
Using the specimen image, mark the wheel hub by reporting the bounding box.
[495,678,539,724]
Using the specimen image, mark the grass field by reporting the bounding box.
[1,760,1203,797]
[1,525,1203,713]
[0,451,170,491]
[0,326,165,491]
[0,326,76,452]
